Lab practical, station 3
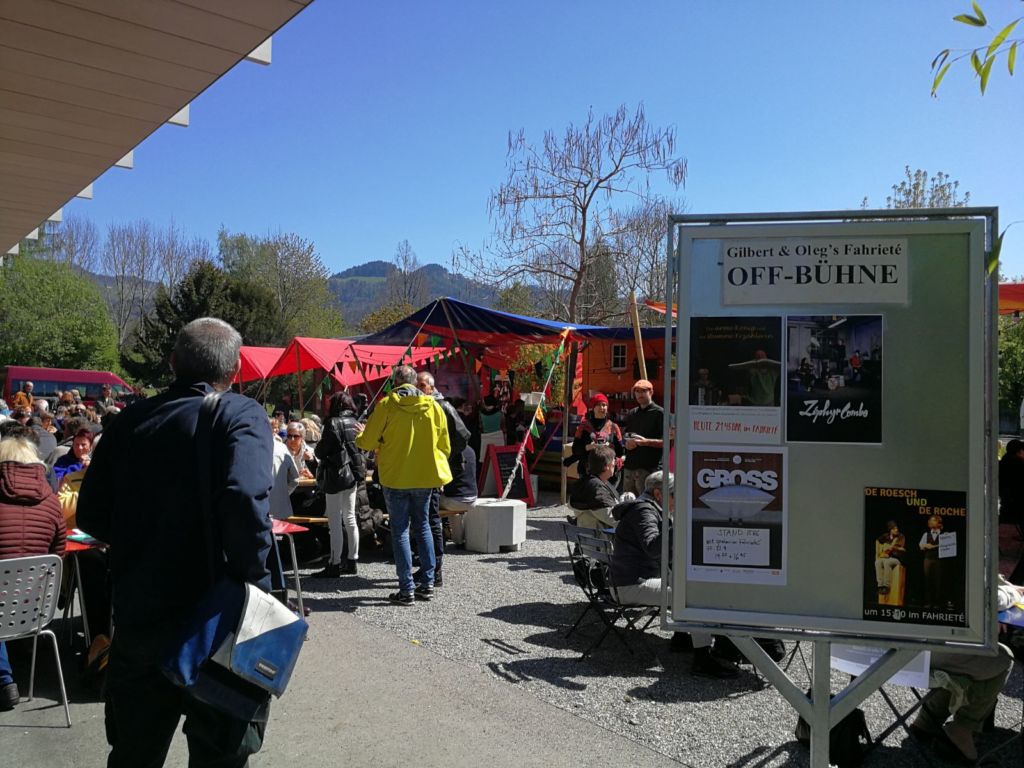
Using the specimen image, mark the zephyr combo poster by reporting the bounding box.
[688,316,783,445]
[687,446,787,585]
[862,486,967,627]
[785,315,883,444]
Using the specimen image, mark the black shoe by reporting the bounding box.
[0,683,19,711]
[434,569,443,588]
[288,599,311,617]
[756,638,786,663]
[312,563,341,579]
[713,636,745,664]
[388,591,415,606]
[670,632,694,653]
[339,559,357,575]
[414,585,434,601]
[692,648,739,679]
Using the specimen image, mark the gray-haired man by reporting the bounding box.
[78,317,275,768]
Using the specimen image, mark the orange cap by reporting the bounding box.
[633,379,653,392]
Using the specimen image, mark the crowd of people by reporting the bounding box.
[2,321,1023,766]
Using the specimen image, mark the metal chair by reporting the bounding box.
[562,523,615,640]
[0,555,71,727]
[574,531,660,658]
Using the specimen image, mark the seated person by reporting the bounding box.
[52,427,93,484]
[284,421,316,479]
[0,434,66,711]
[610,471,738,679]
[441,445,478,513]
[910,576,1018,761]
[569,445,622,530]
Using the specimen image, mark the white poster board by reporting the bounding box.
[664,213,995,653]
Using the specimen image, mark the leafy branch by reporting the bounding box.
[931,1,1022,94]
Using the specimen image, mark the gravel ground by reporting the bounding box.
[297,500,1023,768]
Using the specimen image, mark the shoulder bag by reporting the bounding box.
[160,391,308,721]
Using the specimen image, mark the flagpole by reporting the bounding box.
[501,330,569,501]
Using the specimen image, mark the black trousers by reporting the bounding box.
[428,488,444,574]
[104,626,267,768]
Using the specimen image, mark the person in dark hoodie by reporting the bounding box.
[416,371,470,587]
[569,445,622,530]
[357,366,451,605]
[610,471,740,679]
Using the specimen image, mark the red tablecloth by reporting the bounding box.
[272,519,309,535]
[66,539,102,553]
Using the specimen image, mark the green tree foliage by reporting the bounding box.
[218,228,344,339]
[493,281,538,317]
[0,255,119,370]
[932,2,1021,95]
[124,260,283,385]
[999,315,1024,418]
[358,302,413,335]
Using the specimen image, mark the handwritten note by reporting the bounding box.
[939,531,957,559]
[702,526,770,566]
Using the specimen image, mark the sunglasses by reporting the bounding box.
[286,434,303,439]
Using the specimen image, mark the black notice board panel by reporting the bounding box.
[480,445,534,505]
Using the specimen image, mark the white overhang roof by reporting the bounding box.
[0,0,311,251]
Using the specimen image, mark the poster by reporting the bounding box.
[786,315,883,444]
[687,446,787,585]
[688,316,782,445]
[862,487,967,627]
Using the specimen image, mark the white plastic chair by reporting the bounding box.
[0,555,71,727]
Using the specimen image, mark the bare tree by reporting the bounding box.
[102,220,157,351]
[611,197,683,318]
[155,219,203,290]
[462,103,686,323]
[861,167,971,210]
[385,239,428,308]
[52,214,100,274]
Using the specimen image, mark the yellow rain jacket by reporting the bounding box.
[357,385,452,489]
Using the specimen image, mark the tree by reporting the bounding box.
[359,302,413,335]
[493,281,538,317]
[461,103,686,323]
[385,240,429,308]
[0,255,119,370]
[611,197,680,323]
[861,167,971,210]
[125,260,283,385]
[998,315,1024,420]
[102,220,159,353]
[218,228,344,339]
[932,2,1022,95]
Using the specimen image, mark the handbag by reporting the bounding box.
[160,391,308,721]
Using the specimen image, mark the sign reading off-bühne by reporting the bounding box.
[722,238,908,305]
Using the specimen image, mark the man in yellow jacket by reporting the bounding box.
[357,365,451,605]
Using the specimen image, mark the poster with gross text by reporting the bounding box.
[687,446,787,585]
[688,317,782,445]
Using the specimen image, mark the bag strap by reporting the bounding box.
[196,390,225,584]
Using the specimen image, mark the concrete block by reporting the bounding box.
[464,498,527,554]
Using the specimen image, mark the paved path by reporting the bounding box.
[1,608,680,768]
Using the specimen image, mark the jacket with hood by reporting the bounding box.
[0,461,66,559]
[432,393,470,474]
[610,493,663,587]
[356,384,452,489]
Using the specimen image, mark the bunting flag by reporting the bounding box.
[319,373,333,393]
[348,360,359,373]
[415,333,428,346]
[430,334,442,347]
[474,359,483,373]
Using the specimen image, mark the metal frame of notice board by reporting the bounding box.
[655,209,998,768]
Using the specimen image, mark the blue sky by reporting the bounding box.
[65,1,1024,279]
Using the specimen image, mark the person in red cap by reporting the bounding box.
[569,393,624,481]
[622,379,664,496]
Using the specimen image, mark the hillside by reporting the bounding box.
[327,261,496,327]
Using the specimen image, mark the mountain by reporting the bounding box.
[327,261,497,328]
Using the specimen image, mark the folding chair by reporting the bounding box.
[0,555,71,727]
[562,523,608,640]
[574,531,660,658]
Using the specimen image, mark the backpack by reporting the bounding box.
[794,694,871,768]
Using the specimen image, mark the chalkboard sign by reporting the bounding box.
[479,445,534,506]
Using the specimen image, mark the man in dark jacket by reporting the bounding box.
[611,471,739,679]
[417,371,470,587]
[77,317,274,768]
[622,379,665,496]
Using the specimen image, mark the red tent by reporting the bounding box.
[266,337,353,379]
[1000,283,1024,315]
[235,346,285,384]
